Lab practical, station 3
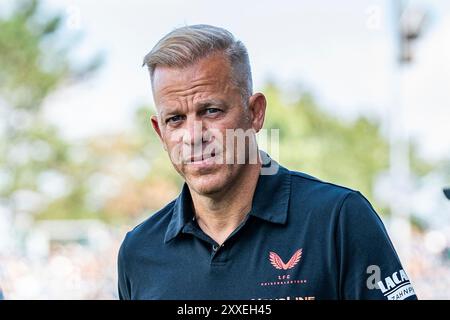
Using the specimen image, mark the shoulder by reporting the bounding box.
[286,168,382,224]
[119,199,177,259]
[287,169,358,208]
[286,169,390,243]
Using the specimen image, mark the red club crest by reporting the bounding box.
[269,249,302,270]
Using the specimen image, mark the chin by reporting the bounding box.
[185,169,230,196]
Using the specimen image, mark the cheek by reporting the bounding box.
[162,130,184,157]
[214,113,247,131]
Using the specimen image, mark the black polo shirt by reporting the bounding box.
[118,157,417,300]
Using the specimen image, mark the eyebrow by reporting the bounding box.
[159,98,228,119]
[194,98,227,109]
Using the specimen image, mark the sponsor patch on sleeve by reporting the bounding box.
[377,269,416,300]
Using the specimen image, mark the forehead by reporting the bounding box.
[152,52,235,104]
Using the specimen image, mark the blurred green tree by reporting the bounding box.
[262,82,432,215]
[0,0,102,220]
[263,83,389,206]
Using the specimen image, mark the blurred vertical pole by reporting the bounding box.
[389,0,411,267]
[389,0,427,267]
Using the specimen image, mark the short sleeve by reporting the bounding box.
[336,191,417,300]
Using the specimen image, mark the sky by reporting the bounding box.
[35,0,450,161]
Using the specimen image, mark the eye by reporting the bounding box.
[205,108,221,115]
[166,115,185,124]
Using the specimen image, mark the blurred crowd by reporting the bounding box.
[407,231,450,299]
[0,226,124,299]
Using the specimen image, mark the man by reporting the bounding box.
[118,24,417,300]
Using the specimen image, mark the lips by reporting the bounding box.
[187,151,216,163]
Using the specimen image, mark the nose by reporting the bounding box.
[183,117,205,147]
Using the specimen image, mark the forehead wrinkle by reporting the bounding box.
[157,91,207,119]
[159,77,218,99]
[158,76,230,112]
[154,58,238,119]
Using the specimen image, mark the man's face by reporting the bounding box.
[151,52,265,196]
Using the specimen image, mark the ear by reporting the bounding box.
[151,115,167,151]
[247,93,267,133]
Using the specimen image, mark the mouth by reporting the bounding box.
[186,151,217,164]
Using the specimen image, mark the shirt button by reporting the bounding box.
[212,245,218,251]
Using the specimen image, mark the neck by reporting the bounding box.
[189,163,261,245]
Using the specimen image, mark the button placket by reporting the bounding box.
[211,242,230,266]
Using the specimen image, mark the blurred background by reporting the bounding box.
[0,0,449,299]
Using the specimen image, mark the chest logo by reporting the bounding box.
[269,249,302,270]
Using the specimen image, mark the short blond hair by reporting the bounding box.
[143,24,253,101]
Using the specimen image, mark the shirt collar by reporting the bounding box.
[164,153,291,243]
